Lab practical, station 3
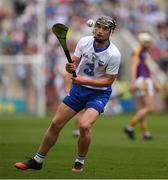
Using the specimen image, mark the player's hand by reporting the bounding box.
[154,83,162,93]
[71,75,85,85]
[130,83,137,93]
[65,62,76,74]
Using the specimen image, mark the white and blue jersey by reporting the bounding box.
[74,36,121,90]
[63,36,121,113]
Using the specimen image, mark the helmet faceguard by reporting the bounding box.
[95,16,116,32]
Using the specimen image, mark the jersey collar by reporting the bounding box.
[93,39,110,53]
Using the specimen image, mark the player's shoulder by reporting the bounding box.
[78,36,94,44]
[108,41,121,58]
[132,46,141,56]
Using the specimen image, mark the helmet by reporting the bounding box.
[95,16,116,31]
[138,32,152,43]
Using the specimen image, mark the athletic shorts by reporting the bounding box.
[63,84,112,114]
[135,77,154,96]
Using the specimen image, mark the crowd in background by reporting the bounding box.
[0,0,168,112]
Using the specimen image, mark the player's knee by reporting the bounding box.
[79,123,91,133]
[148,106,155,113]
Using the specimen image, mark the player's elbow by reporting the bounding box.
[106,75,117,86]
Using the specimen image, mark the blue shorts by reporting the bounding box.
[63,84,112,114]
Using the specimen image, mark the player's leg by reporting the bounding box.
[140,78,155,139]
[72,88,111,172]
[15,102,77,170]
[78,108,99,156]
[130,96,145,125]
[72,110,84,138]
[38,103,77,155]
[124,96,144,139]
[133,78,154,123]
[72,108,99,172]
[140,94,154,139]
[125,94,154,140]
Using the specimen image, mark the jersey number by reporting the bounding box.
[84,63,95,76]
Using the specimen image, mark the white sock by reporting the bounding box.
[75,155,85,165]
[72,129,80,136]
[34,152,45,164]
[144,132,151,137]
[127,125,134,131]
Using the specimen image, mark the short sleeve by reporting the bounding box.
[132,48,140,62]
[74,38,83,58]
[106,53,121,75]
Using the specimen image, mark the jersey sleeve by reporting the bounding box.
[106,53,121,75]
[132,48,140,62]
[74,38,83,58]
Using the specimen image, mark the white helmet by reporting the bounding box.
[138,32,152,43]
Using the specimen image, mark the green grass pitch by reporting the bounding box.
[0,112,168,179]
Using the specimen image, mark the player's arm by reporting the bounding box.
[71,74,117,87]
[130,51,139,92]
[65,55,80,74]
[130,54,138,83]
[152,78,162,93]
[65,37,84,74]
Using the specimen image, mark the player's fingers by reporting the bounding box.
[66,67,73,74]
[71,77,76,84]
[66,63,75,69]
[71,77,76,81]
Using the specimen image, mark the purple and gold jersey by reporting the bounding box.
[132,47,150,78]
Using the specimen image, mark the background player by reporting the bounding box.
[124,32,162,140]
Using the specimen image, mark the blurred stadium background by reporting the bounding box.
[0,0,168,179]
[0,0,168,116]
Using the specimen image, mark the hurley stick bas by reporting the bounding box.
[52,23,77,77]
